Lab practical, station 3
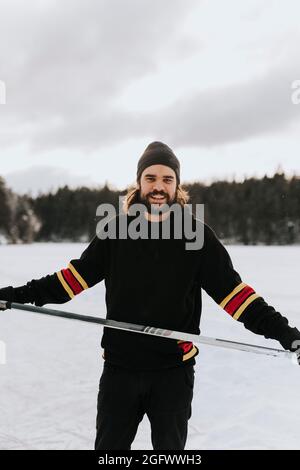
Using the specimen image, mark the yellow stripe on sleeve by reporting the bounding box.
[57,271,75,299]
[68,262,89,290]
[232,293,260,320]
[219,282,247,309]
[183,345,198,361]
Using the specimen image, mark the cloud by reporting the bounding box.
[4,165,96,196]
[1,0,300,155]
[31,57,300,151]
[155,59,300,147]
[0,0,196,149]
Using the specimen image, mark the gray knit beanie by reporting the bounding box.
[137,141,180,184]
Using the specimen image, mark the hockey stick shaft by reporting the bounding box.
[0,300,293,359]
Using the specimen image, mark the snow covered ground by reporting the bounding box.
[0,243,300,450]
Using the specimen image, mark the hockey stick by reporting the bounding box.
[0,300,294,359]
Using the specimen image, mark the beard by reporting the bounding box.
[137,190,176,215]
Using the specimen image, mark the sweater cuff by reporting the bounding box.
[12,284,36,304]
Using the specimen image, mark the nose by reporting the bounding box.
[153,180,165,192]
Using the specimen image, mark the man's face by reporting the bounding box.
[137,164,177,213]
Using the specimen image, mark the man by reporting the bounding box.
[1,141,300,450]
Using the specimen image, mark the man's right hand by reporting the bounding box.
[0,286,14,310]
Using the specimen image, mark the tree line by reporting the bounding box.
[0,172,299,245]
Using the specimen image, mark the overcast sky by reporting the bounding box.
[0,0,300,195]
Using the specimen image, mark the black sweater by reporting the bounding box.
[1,214,300,369]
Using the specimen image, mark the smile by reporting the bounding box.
[150,195,166,202]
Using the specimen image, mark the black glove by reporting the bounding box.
[290,339,300,366]
[275,327,300,365]
[279,327,300,350]
[0,286,14,310]
[280,333,300,365]
[294,348,300,365]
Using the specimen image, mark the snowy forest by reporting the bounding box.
[0,172,299,245]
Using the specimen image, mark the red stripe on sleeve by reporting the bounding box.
[224,285,255,316]
[61,269,84,295]
[178,342,193,354]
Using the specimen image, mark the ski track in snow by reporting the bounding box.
[0,243,300,450]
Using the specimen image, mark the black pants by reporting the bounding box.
[95,363,195,450]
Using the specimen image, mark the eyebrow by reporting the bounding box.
[144,174,174,179]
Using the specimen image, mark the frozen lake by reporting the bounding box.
[0,243,300,450]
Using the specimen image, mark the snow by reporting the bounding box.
[0,243,300,450]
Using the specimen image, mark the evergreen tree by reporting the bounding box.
[1,172,300,245]
[0,177,12,243]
